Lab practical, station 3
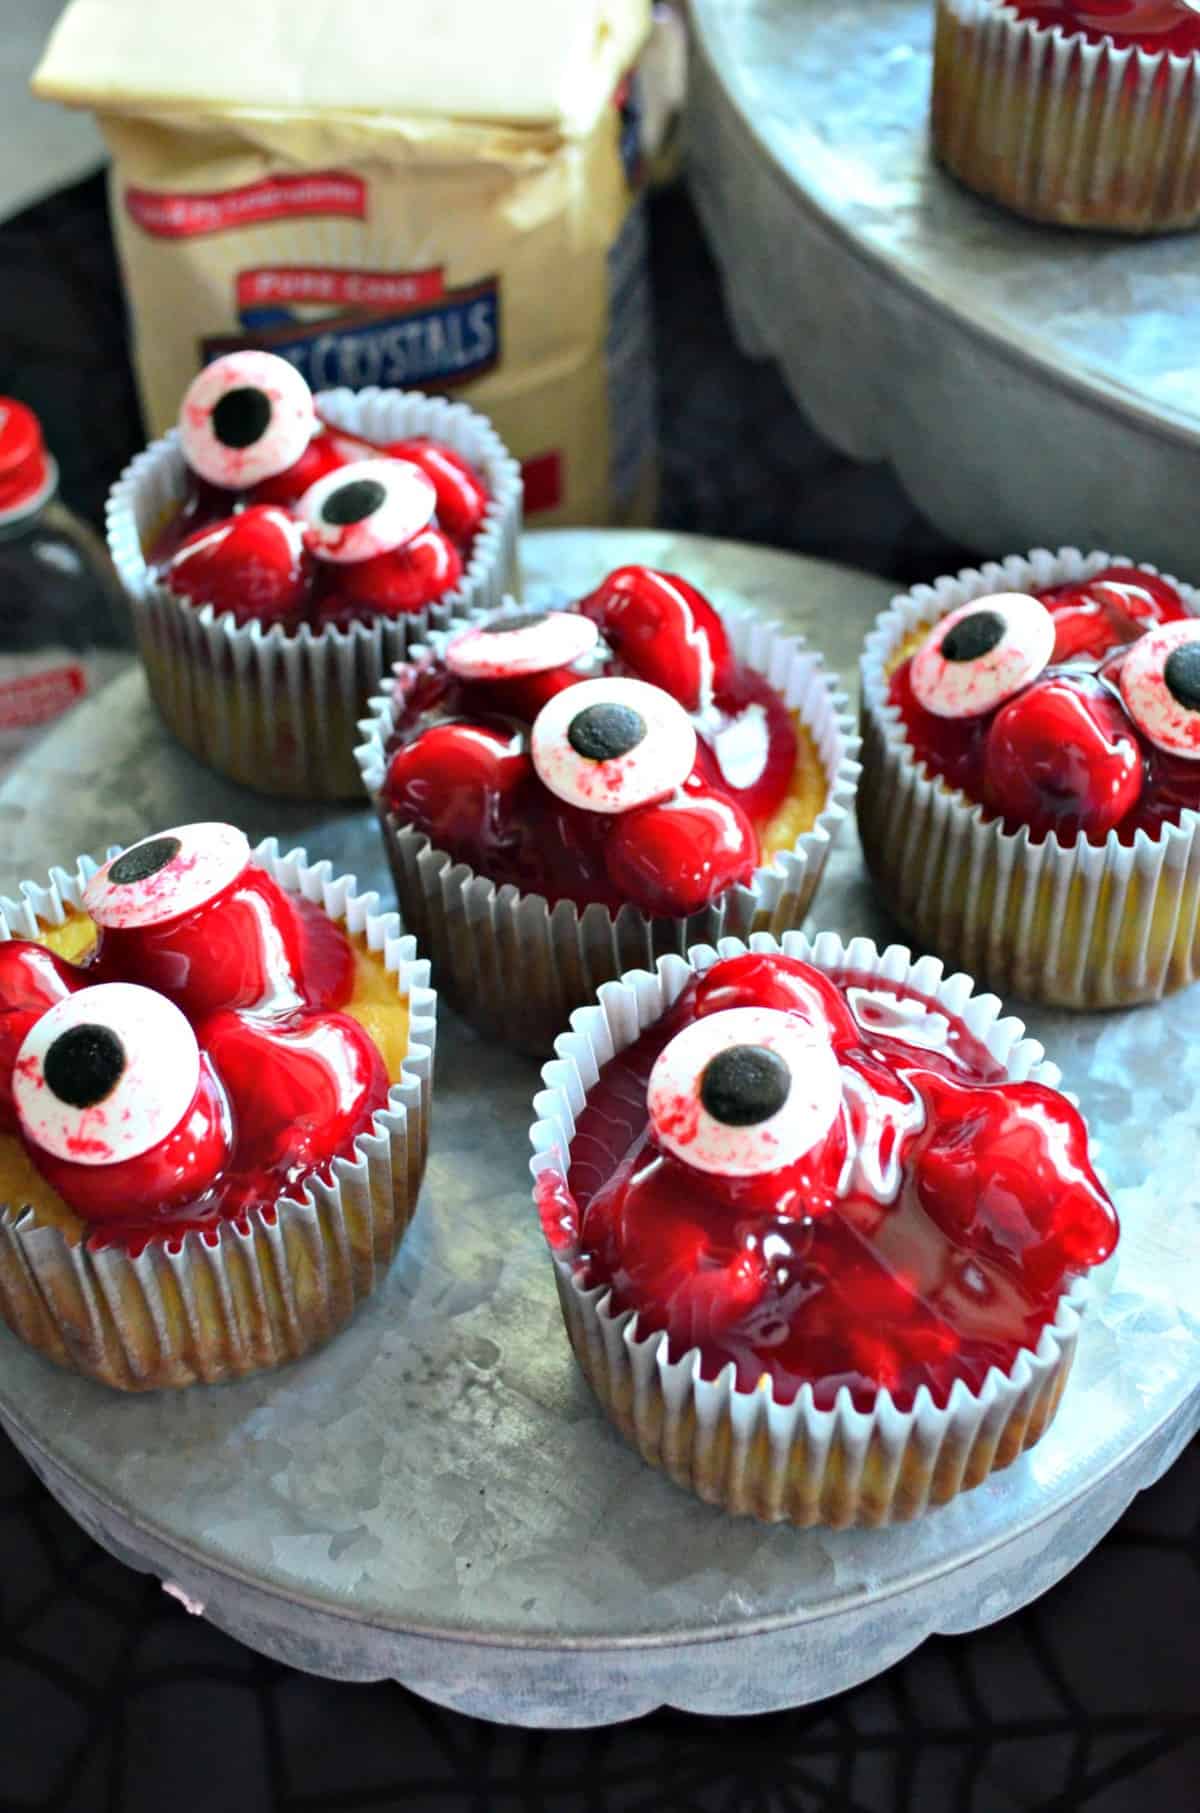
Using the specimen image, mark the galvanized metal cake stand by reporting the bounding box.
[0,530,1196,1729]
[687,0,1200,579]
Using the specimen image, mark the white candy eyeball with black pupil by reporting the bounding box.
[83,823,250,930]
[298,458,436,564]
[1119,618,1200,760]
[444,609,599,681]
[179,352,317,489]
[647,1006,842,1178]
[13,983,200,1166]
[531,677,696,814]
[910,593,1055,720]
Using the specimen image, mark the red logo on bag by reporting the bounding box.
[235,267,445,311]
[125,172,367,239]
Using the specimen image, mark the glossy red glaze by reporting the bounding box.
[1014,2,1200,54]
[313,527,463,628]
[539,957,1118,1411]
[983,673,1144,840]
[164,505,313,629]
[147,424,487,631]
[889,566,1200,844]
[0,943,89,1131]
[383,571,801,917]
[605,783,758,917]
[578,565,733,711]
[94,875,354,1019]
[193,1006,388,1209]
[384,437,489,542]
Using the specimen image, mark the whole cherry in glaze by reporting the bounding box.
[982,673,1143,841]
[578,565,733,712]
[0,941,89,1132]
[197,1005,388,1206]
[164,505,314,628]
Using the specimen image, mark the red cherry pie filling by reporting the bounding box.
[380,567,831,919]
[538,951,1118,1412]
[1011,2,1200,55]
[147,351,489,631]
[0,824,411,1254]
[888,566,1200,844]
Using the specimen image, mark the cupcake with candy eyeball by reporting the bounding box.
[0,821,435,1390]
[107,351,521,799]
[355,566,860,1054]
[859,549,1200,1007]
[932,2,1200,234]
[531,933,1118,1526]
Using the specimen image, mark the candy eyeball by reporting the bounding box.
[646,1005,842,1178]
[1119,618,1200,760]
[13,983,201,1165]
[298,458,437,564]
[444,609,599,681]
[179,352,317,489]
[83,824,250,930]
[531,677,697,814]
[910,594,1055,720]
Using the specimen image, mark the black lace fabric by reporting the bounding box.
[0,172,1195,1811]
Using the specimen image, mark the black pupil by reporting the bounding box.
[482,611,550,635]
[1164,644,1200,713]
[322,478,387,525]
[699,1044,792,1127]
[567,702,647,762]
[941,609,1006,664]
[108,836,181,886]
[210,386,272,450]
[43,1024,126,1110]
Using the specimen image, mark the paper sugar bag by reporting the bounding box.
[35,0,656,526]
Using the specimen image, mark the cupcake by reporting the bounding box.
[932,1,1200,233]
[107,351,521,799]
[531,932,1118,1527]
[859,548,1200,1008]
[0,823,436,1390]
[356,566,860,1054]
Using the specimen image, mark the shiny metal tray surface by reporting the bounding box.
[0,530,1196,1729]
[687,0,1200,579]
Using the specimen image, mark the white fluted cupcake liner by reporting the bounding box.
[933,0,1200,232]
[0,841,437,1391]
[530,930,1090,1527]
[356,606,861,1055]
[859,546,1200,1009]
[106,388,522,799]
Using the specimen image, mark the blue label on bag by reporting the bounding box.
[202,276,501,393]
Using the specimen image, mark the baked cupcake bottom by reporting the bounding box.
[0,908,424,1390]
[932,1,1200,233]
[554,1259,1075,1527]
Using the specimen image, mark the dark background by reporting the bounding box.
[0,172,1196,1813]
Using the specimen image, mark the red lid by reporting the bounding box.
[0,399,51,516]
